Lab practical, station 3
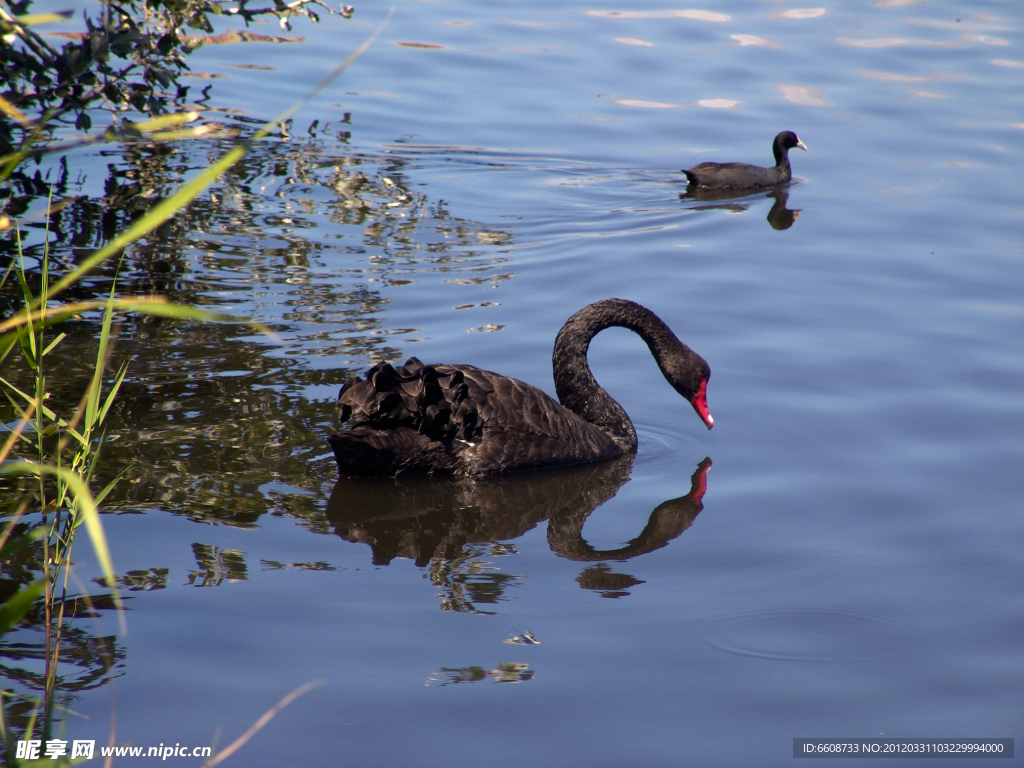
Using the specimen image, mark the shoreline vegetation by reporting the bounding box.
[0,0,351,146]
[1,2,379,760]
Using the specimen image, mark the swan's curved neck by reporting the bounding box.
[552,298,707,451]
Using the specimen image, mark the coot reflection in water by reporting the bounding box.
[681,185,802,231]
[327,456,711,598]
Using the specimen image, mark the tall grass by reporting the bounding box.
[0,16,386,763]
[0,203,236,761]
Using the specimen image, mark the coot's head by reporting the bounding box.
[776,131,808,153]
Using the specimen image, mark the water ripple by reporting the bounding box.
[635,419,704,470]
[586,10,730,22]
[700,608,908,662]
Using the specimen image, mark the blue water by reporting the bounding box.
[9,0,1024,765]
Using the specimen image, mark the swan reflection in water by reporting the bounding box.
[327,456,711,608]
[681,185,802,231]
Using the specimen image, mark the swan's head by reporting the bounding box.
[664,353,713,430]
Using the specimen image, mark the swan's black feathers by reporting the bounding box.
[329,299,712,477]
[331,357,619,476]
[337,359,483,443]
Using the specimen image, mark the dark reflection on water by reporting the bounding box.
[0,127,525,724]
[327,455,711,607]
[548,457,711,561]
[575,563,646,598]
[765,189,802,231]
[186,543,249,586]
[428,662,534,687]
[681,184,802,230]
[0,563,124,733]
[1,124,518,521]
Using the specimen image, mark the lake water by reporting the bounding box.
[3,0,1022,765]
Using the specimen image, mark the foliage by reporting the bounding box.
[0,160,270,760]
[0,89,251,768]
[0,18,382,758]
[0,0,352,153]
[0,231,126,763]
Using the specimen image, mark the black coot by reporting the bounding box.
[683,131,807,190]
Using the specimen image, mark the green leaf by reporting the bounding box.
[98,361,130,426]
[41,331,67,357]
[92,468,127,507]
[15,324,38,370]
[133,111,199,133]
[9,11,74,27]
[0,525,45,561]
[0,463,122,619]
[0,376,87,446]
[0,581,44,636]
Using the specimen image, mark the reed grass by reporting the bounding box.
[0,17,386,764]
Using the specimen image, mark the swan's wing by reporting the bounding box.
[337,358,484,444]
[334,359,619,476]
[443,365,621,474]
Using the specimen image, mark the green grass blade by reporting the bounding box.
[0,333,17,364]
[0,581,45,635]
[5,11,74,26]
[0,462,123,623]
[0,394,37,449]
[0,298,279,376]
[0,376,87,445]
[40,331,66,356]
[92,468,127,508]
[86,282,120,431]
[98,361,130,426]
[132,112,200,132]
[15,324,37,370]
[14,245,38,364]
[0,249,15,290]
[0,296,248,333]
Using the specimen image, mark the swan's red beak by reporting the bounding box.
[690,378,714,429]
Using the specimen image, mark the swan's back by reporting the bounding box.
[330,358,619,476]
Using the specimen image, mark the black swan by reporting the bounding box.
[683,131,807,190]
[329,298,712,477]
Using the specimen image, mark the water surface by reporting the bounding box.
[2,0,1022,765]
